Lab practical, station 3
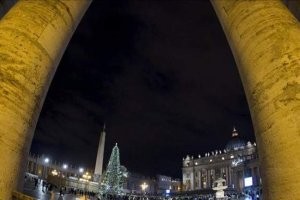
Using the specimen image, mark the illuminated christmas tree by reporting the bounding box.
[100,143,124,195]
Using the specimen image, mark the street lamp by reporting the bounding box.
[63,164,68,170]
[79,167,84,173]
[82,172,91,199]
[140,182,148,194]
[44,158,49,163]
[43,157,50,179]
[60,163,68,190]
[51,169,58,176]
[76,167,84,191]
[82,172,91,180]
[62,164,68,179]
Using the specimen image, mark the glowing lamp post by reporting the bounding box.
[62,164,68,178]
[76,167,84,190]
[82,172,91,198]
[43,157,50,179]
[51,169,58,176]
[63,164,68,170]
[140,182,148,194]
[82,172,91,181]
[79,167,84,173]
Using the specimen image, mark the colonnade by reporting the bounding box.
[211,1,300,198]
[193,166,233,190]
[0,1,91,198]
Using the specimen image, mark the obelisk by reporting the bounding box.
[94,124,106,181]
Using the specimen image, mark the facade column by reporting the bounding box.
[199,169,202,189]
[212,169,215,185]
[228,168,233,185]
[251,167,254,185]
[207,169,211,188]
[211,1,300,199]
[0,1,91,199]
[196,169,199,189]
[225,167,229,185]
[192,170,196,190]
[34,156,39,176]
[204,169,208,189]
[232,169,237,190]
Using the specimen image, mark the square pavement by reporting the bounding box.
[23,179,98,200]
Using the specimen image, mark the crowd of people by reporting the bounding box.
[97,193,259,200]
[25,175,97,198]
[25,175,55,192]
[68,188,97,198]
[98,194,215,200]
[25,176,259,200]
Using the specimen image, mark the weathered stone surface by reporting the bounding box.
[0,0,91,199]
[211,0,300,199]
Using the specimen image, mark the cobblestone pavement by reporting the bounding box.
[22,179,98,200]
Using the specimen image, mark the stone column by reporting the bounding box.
[0,0,91,199]
[212,169,215,185]
[199,169,202,189]
[211,1,300,199]
[225,167,229,185]
[207,169,211,188]
[206,169,209,189]
[251,167,255,186]
[34,156,38,175]
[228,168,232,186]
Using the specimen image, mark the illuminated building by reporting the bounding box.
[182,127,260,194]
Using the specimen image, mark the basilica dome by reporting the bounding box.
[225,127,246,151]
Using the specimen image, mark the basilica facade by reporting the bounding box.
[182,128,260,193]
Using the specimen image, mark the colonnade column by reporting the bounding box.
[229,168,232,187]
[0,1,91,199]
[251,167,254,185]
[208,169,211,188]
[225,167,229,185]
[210,1,300,198]
[199,170,202,189]
[212,169,214,186]
[206,169,209,188]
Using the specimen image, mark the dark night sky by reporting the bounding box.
[30,0,255,178]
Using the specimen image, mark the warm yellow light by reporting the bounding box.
[82,172,91,180]
[140,182,148,191]
[51,169,58,176]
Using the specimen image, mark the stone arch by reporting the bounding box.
[211,0,300,199]
[0,1,91,199]
[0,0,299,199]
